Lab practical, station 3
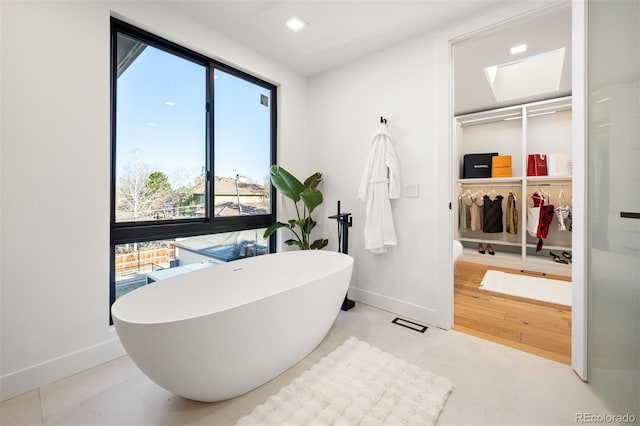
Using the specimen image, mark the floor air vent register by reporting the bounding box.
[392,317,428,333]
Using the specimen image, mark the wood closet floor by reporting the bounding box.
[454,261,572,365]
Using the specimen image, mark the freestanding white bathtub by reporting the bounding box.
[111,250,353,402]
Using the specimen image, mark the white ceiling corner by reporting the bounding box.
[158,0,510,77]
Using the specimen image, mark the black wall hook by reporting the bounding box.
[380,116,387,124]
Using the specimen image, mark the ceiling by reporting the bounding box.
[159,0,510,77]
[453,4,572,114]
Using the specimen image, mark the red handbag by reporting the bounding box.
[527,153,548,176]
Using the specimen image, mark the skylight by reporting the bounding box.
[484,47,566,103]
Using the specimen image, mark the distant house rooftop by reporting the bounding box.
[173,232,268,262]
[193,176,270,217]
[194,176,268,197]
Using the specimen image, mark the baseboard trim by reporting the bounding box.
[348,286,444,328]
[0,337,126,402]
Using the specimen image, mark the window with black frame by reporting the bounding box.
[110,19,276,310]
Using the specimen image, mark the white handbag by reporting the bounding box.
[547,153,572,176]
[527,206,541,237]
[555,190,572,232]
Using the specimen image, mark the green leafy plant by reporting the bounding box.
[263,165,329,250]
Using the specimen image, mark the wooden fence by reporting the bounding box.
[115,246,175,279]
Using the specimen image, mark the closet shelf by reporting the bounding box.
[524,254,572,270]
[458,176,573,186]
[460,247,571,275]
[462,247,522,257]
[526,176,572,183]
[458,177,522,185]
[456,96,572,127]
[459,237,521,248]
[525,243,572,251]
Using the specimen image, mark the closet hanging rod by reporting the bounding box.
[527,182,568,187]
[458,182,522,188]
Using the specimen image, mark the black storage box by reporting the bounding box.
[463,153,499,178]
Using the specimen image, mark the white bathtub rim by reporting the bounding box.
[111,250,354,326]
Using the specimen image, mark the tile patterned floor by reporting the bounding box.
[1,304,611,426]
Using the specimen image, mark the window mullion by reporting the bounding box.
[207,65,215,221]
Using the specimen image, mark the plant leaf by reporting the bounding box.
[284,239,303,249]
[300,188,323,214]
[303,172,322,190]
[300,217,316,234]
[270,165,304,202]
[263,222,290,238]
[310,239,329,250]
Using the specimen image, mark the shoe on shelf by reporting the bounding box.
[487,244,495,255]
[550,251,569,264]
[478,243,485,254]
[562,251,572,263]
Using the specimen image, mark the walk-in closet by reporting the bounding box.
[451,4,573,364]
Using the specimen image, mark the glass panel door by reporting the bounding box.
[588,0,640,418]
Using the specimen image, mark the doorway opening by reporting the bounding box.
[450,4,573,364]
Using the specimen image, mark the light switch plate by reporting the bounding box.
[405,184,419,198]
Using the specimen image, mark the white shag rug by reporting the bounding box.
[236,337,453,426]
[480,270,572,306]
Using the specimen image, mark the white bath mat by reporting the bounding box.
[236,337,453,426]
[480,270,572,306]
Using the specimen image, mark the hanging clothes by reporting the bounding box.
[537,205,555,239]
[470,197,484,231]
[505,191,518,234]
[482,194,504,233]
[532,191,545,207]
[537,204,555,251]
[459,197,471,231]
[527,192,545,237]
[530,192,554,251]
[568,210,573,232]
[555,191,571,232]
[357,122,400,254]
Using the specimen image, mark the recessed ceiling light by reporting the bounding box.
[165,101,176,106]
[285,16,307,32]
[509,44,528,55]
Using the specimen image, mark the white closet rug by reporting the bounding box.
[236,337,453,426]
[480,270,572,306]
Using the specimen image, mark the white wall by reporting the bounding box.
[0,1,309,401]
[308,34,449,326]
[307,1,564,328]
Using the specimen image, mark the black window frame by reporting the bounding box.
[109,18,277,314]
